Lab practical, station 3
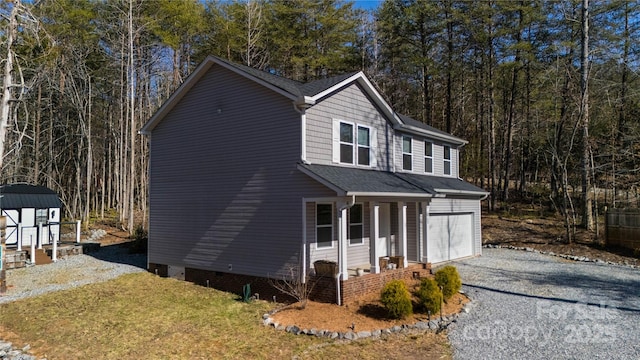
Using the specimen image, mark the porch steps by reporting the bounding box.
[33,249,53,265]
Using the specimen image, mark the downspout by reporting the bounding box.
[293,97,315,164]
[336,194,356,305]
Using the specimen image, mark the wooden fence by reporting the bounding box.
[605,208,640,250]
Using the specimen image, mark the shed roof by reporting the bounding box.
[0,184,62,209]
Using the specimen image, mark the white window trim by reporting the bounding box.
[424,141,433,174]
[402,135,413,171]
[348,203,364,246]
[333,119,376,168]
[356,124,372,167]
[339,120,355,165]
[443,145,452,176]
[316,203,334,249]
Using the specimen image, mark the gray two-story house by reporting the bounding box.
[141,56,487,304]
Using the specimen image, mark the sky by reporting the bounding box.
[353,0,384,10]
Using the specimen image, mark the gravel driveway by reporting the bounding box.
[1,245,146,305]
[448,248,640,360]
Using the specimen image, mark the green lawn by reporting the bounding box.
[0,272,450,359]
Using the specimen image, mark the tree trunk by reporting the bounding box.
[580,0,594,232]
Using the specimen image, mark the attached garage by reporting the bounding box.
[427,213,474,264]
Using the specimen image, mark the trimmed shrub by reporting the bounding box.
[415,278,442,315]
[434,265,462,301]
[380,280,413,319]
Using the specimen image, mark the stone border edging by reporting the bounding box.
[262,299,473,340]
[0,340,38,360]
[484,244,638,269]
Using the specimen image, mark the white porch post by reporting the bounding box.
[16,223,22,251]
[369,202,380,274]
[338,204,348,280]
[398,201,408,268]
[422,202,429,263]
[301,199,307,282]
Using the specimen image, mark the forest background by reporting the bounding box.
[0,0,637,241]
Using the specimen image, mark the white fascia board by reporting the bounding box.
[434,188,490,198]
[395,124,467,146]
[295,96,316,108]
[309,73,400,126]
[346,191,432,198]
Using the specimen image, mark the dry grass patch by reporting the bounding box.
[0,272,451,360]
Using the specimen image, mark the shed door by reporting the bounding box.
[427,213,473,263]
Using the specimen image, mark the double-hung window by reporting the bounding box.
[339,122,354,164]
[337,121,372,167]
[349,204,363,245]
[402,136,412,171]
[424,141,433,173]
[316,204,333,248]
[444,145,451,175]
[357,126,370,166]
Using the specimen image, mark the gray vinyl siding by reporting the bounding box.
[347,202,370,267]
[305,83,393,171]
[308,202,371,268]
[394,132,459,177]
[148,64,334,279]
[429,198,482,256]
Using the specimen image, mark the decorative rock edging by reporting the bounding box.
[0,340,41,360]
[484,244,638,269]
[262,301,473,340]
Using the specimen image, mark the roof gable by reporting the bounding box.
[141,56,465,145]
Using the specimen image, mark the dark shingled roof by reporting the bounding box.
[396,114,466,143]
[299,164,487,197]
[212,56,358,98]
[0,184,62,209]
[299,164,429,195]
[395,173,487,195]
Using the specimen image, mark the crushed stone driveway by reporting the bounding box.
[447,248,640,360]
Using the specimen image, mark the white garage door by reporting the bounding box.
[427,213,474,263]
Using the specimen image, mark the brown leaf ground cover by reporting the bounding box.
[271,286,468,333]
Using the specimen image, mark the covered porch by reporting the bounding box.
[298,163,486,304]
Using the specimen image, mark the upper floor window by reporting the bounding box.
[424,141,433,173]
[316,203,333,248]
[334,120,374,167]
[339,122,354,164]
[349,204,363,245]
[357,126,370,166]
[444,145,451,175]
[402,136,412,171]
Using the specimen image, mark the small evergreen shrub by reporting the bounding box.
[434,265,462,301]
[128,225,148,254]
[415,278,442,315]
[380,280,413,319]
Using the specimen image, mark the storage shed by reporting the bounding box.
[0,184,62,248]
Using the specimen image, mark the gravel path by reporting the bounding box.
[448,248,640,360]
[1,245,146,305]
